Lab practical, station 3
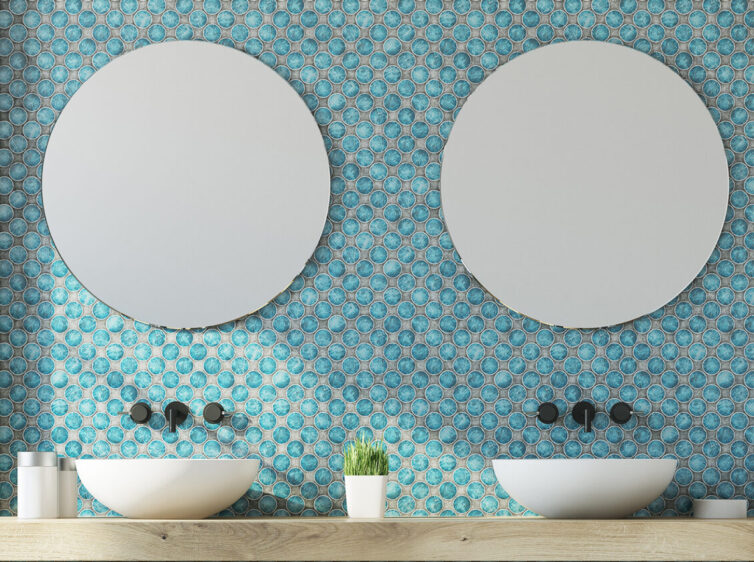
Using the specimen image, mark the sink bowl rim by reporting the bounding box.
[76,458,259,462]
[494,458,678,464]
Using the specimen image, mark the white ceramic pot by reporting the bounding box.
[344,475,387,518]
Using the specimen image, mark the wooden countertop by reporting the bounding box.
[2,517,753,561]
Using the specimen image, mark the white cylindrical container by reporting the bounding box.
[17,452,58,519]
[57,458,78,518]
[344,475,387,518]
[693,499,748,519]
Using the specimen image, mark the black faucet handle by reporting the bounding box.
[609,401,634,424]
[164,401,190,432]
[572,401,596,433]
[531,402,559,424]
[128,402,152,424]
[203,402,227,424]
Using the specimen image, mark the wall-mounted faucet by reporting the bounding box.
[165,401,190,432]
[530,400,644,433]
[572,401,596,433]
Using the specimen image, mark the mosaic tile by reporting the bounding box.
[1,0,754,517]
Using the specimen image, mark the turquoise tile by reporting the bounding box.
[1,0,753,517]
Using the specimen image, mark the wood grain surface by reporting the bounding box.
[2,517,753,561]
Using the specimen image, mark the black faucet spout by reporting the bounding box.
[164,401,189,432]
[572,401,596,433]
[168,409,176,432]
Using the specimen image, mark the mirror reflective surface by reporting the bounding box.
[42,41,330,329]
[441,41,729,328]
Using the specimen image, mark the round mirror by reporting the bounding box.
[441,41,728,328]
[42,41,330,329]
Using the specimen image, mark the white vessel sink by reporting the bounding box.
[493,458,677,518]
[76,459,260,519]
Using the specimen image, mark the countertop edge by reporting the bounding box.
[2,517,753,561]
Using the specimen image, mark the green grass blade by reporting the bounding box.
[343,435,389,476]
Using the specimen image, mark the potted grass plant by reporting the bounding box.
[343,435,389,518]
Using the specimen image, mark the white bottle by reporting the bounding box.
[57,458,78,518]
[17,452,58,519]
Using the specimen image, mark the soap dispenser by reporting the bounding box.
[57,458,78,518]
[17,452,58,519]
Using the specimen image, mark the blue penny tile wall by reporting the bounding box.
[1,0,754,517]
